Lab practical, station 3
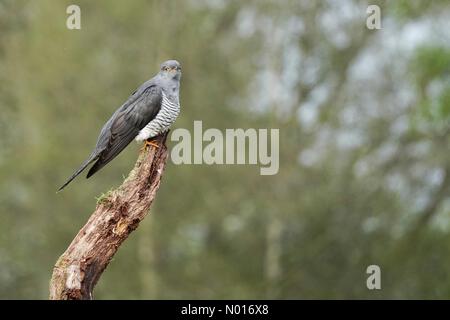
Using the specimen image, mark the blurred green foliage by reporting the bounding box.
[0,0,450,299]
[412,46,450,129]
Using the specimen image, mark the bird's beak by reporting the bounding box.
[169,68,177,74]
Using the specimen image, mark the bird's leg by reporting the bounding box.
[146,139,160,148]
[140,139,160,152]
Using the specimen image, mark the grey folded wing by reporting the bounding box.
[87,84,162,178]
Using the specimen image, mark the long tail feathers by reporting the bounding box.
[57,154,98,192]
[86,158,106,179]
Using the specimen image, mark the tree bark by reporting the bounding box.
[49,133,169,300]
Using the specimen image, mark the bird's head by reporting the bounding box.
[159,60,181,80]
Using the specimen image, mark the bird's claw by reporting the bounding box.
[140,139,159,152]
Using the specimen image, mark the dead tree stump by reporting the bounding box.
[49,133,169,300]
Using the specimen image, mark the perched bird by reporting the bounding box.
[58,60,182,191]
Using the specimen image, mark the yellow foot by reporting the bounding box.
[140,139,159,151]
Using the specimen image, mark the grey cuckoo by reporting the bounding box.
[58,60,181,191]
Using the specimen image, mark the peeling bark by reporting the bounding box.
[49,133,169,300]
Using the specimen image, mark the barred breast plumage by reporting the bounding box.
[135,91,180,141]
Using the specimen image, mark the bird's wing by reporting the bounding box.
[86,84,162,178]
